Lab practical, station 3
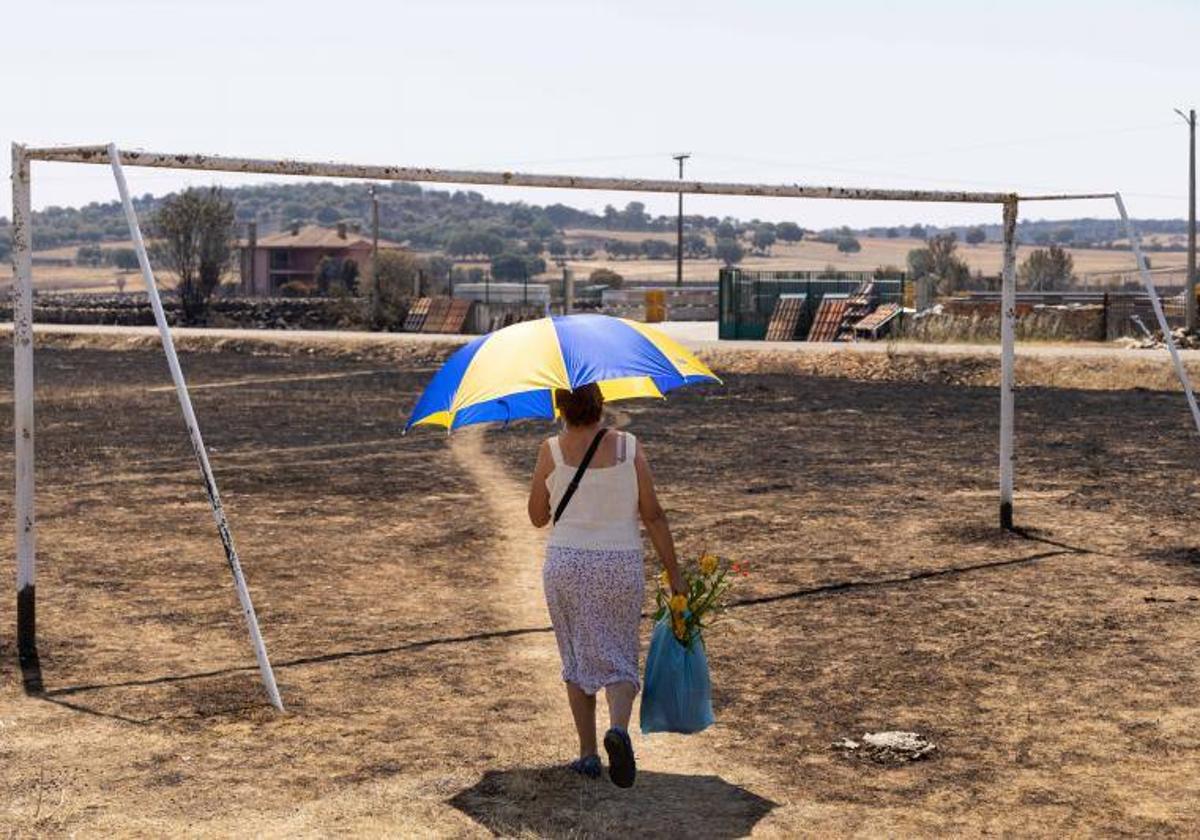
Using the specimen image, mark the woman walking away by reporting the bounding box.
[528,383,686,788]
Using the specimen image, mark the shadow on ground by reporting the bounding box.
[448,766,777,838]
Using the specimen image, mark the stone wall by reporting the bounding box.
[899,303,1106,343]
[0,293,365,330]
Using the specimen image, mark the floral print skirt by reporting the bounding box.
[543,545,644,696]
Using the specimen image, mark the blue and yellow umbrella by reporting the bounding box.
[405,314,720,431]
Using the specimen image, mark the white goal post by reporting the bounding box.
[9,142,1198,709]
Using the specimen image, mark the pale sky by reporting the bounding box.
[3,0,1198,229]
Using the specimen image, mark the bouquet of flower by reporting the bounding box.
[652,552,746,648]
[640,552,746,734]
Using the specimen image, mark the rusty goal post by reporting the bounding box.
[9,142,1197,708]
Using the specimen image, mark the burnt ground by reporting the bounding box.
[1,339,1199,836]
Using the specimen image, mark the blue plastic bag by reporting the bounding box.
[639,618,715,734]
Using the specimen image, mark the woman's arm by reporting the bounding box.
[635,443,686,595]
[528,439,553,528]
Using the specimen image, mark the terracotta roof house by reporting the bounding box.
[238,222,403,296]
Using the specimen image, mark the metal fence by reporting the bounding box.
[718,268,906,340]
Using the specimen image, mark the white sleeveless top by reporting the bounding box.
[546,431,642,551]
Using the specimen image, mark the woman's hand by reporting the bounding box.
[669,568,687,597]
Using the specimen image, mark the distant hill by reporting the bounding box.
[0,179,1190,261]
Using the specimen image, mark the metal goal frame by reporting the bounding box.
[10,142,1198,708]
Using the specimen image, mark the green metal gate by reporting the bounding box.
[718,268,905,340]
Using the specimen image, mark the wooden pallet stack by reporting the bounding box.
[402,297,473,334]
[851,303,902,340]
[402,297,431,332]
[420,297,451,333]
[806,294,851,342]
[833,281,875,341]
[764,294,806,341]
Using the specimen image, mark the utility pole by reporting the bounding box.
[1176,108,1197,332]
[673,153,690,288]
[369,184,380,267]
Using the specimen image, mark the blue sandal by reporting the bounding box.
[568,754,602,779]
[603,727,637,788]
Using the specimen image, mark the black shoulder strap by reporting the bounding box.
[553,429,608,525]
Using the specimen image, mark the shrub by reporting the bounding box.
[279,280,316,298]
[1019,243,1074,291]
[363,250,421,329]
[776,221,803,242]
[153,187,236,324]
[589,267,624,289]
[715,237,744,267]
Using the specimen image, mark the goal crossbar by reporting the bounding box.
[9,141,1195,709]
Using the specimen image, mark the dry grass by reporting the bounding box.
[554,232,1187,286]
[1,336,1198,835]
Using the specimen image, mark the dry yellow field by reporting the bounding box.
[13,232,1186,295]
[558,231,1185,285]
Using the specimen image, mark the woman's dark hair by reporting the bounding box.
[555,383,604,427]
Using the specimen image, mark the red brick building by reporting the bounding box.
[239,223,402,296]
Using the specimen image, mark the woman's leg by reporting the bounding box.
[566,682,598,757]
[604,681,638,731]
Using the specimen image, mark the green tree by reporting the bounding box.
[909,224,926,239]
[715,237,744,267]
[683,232,708,258]
[965,226,986,246]
[153,187,236,324]
[589,267,624,289]
[446,228,504,258]
[1019,243,1074,291]
[547,237,567,257]
[1054,227,1075,244]
[531,217,557,238]
[108,248,140,270]
[491,251,533,281]
[640,239,673,259]
[76,244,103,266]
[622,201,648,230]
[908,233,970,295]
[363,250,420,329]
[314,256,360,294]
[776,221,803,242]
[836,235,861,254]
[753,227,777,254]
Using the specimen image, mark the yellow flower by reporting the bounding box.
[699,553,718,576]
[672,616,688,641]
[669,593,688,614]
[658,569,671,590]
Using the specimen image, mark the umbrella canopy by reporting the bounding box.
[405,314,720,431]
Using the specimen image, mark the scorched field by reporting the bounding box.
[1,335,1198,837]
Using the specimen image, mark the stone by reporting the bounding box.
[832,730,935,763]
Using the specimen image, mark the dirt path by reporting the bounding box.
[448,426,792,837]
